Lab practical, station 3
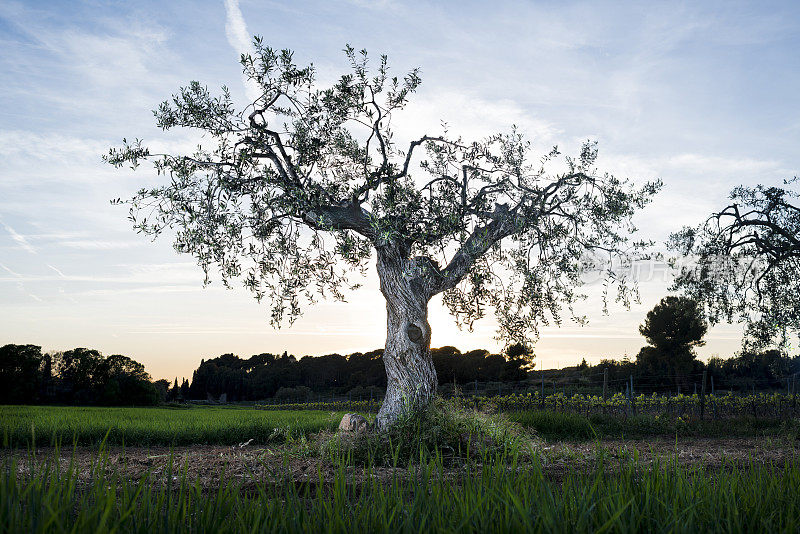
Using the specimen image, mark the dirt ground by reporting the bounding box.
[4,436,797,490]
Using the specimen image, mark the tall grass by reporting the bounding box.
[322,397,532,465]
[0,405,346,447]
[2,447,799,533]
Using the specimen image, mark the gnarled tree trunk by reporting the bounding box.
[375,245,438,430]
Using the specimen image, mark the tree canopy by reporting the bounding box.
[670,182,800,349]
[636,296,707,387]
[106,41,661,347]
[639,296,707,355]
[0,344,158,406]
[0,344,43,404]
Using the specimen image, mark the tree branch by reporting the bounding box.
[302,203,375,239]
[433,204,520,295]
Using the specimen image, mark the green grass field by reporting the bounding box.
[2,404,800,532]
[3,404,799,448]
[0,405,347,447]
[3,449,799,533]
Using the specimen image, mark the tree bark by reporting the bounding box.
[375,245,438,430]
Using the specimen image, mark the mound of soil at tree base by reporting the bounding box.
[3,437,797,491]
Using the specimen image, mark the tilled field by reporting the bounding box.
[5,436,797,491]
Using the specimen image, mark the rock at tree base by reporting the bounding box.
[339,413,369,432]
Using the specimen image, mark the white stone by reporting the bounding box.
[338,413,369,432]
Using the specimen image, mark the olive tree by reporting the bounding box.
[670,182,800,350]
[106,41,660,428]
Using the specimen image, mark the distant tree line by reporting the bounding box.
[0,345,159,405]
[187,345,532,402]
[2,330,798,406]
[0,343,532,405]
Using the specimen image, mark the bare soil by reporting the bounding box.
[5,436,797,490]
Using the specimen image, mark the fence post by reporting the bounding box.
[711,375,715,396]
[474,379,478,396]
[540,371,545,410]
[603,368,608,401]
[701,370,707,420]
[625,382,630,418]
[793,374,797,415]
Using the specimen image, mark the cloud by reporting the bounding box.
[223,0,260,103]
[58,240,142,250]
[0,129,207,190]
[0,260,44,302]
[0,129,202,166]
[594,149,790,240]
[47,264,66,278]
[0,262,21,277]
[79,285,210,297]
[392,90,561,146]
[344,0,397,10]
[0,262,203,285]
[0,5,179,121]
[663,153,783,177]
[0,219,36,254]
[0,131,109,161]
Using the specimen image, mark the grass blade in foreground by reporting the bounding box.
[2,451,799,533]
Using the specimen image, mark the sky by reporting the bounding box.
[1,0,799,381]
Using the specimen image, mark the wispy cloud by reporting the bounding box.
[664,153,783,176]
[393,90,561,148]
[223,0,260,102]
[344,0,397,11]
[0,262,21,277]
[0,131,110,161]
[0,218,36,254]
[58,240,142,250]
[0,6,177,115]
[0,266,203,285]
[80,285,210,297]
[47,264,66,278]
[0,261,44,302]
[0,129,204,186]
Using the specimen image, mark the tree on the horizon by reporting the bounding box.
[54,348,104,404]
[106,41,660,428]
[0,344,43,404]
[669,182,800,350]
[637,296,707,389]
